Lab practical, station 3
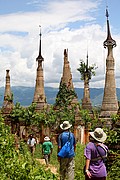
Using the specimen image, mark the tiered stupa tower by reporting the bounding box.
[100,8,118,117]
[2,69,14,115]
[61,49,74,88]
[61,49,78,104]
[33,27,47,111]
[82,53,92,111]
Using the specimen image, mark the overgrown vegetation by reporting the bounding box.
[1,78,120,179]
[0,113,58,180]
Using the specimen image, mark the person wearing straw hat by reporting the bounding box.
[84,128,108,180]
[42,136,53,166]
[58,121,76,180]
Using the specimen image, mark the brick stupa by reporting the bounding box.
[82,53,92,111]
[2,69,14,115]
[100,9,118,117]
[33,27,47,111]
[60,49,78,105]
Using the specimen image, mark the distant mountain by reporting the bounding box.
[0,86,120,107]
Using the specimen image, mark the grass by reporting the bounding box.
[34,142,85,179]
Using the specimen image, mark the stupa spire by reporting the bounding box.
[104,8,116,48]
[37,25,44,61]
[61,49,74,89]
[100,7,118,117]
[33,27,47,111]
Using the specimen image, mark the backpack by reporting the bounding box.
[57,132,74,158]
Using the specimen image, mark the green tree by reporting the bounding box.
[77,59,97,81]
[10,102,24,134]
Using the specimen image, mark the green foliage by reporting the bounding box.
[80,109,92,124]
[77,60,97,81]
[54,83,78,126]
[74,143,85,180]
[22,103,37,125]
[10,102,24,122]
[107,155,120,180]
[5,93,13,102]
[55,83,78,107]
[111,114,119,124]
[102,117,120,180]
[0,113,58,180]
[106,129,120,145]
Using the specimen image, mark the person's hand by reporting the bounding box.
[86,170,92,179]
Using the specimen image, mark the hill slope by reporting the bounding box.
[0,86,120,107]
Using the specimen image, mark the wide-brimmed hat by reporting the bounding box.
[44,136,50,141]
[89,128,107,143]
[60,121,72,130]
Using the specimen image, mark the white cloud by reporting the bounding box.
[0,0,120,89]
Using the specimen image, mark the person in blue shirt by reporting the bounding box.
[58,121,76,180]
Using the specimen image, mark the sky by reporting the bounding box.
[0,0,120,89]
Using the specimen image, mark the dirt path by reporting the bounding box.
[36,158,59,175]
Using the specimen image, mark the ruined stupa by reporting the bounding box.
[2,69,14,115]
[55,49,78,107]
[82,53,92,111]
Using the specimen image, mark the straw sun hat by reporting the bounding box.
[60,121,72,130]
[89,128,107,143]
[44,136,50,141]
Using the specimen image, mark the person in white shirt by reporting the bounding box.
[27,134,36,156]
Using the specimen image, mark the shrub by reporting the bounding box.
[0,114,58,180]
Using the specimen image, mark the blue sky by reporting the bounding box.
[0,0,120,88]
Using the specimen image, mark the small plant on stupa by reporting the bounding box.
[5,93,13,102]
[77,59,97,81]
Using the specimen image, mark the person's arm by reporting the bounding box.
[50,142,53,154]
[84,143,92,178]
[27,139,29,145]
[73,134,76,152]
[57,134,62,161]
[57,146,61,162]
[51,148,53,154]
[34,138,36,147]
[42,144,44,155]
[85,158,92,178]
[74,144,76,152]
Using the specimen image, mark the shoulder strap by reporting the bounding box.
[68,132,71,142]
[94,143,107,160]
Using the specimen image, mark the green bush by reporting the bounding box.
[0,115,58,180]
[107,154,120,180]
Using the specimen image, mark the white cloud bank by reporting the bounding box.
[0,0,120,89]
